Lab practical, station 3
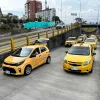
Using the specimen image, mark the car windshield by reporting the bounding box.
[68,46,90,56]
[35,39,47,43]
[12,47,33,57]
[68,37,76,40]
[85,39,95,42]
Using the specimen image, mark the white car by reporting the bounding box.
[56,23,66,29]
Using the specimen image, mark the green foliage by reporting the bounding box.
[52,16,61,22]
[0,24,11,30]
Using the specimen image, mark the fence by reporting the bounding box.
[0,25,79,54]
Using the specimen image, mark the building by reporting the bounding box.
[25,0,42,20]
[35,8,56,21]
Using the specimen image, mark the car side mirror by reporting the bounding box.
[65,51,68,53]
[92,53,96,56]
[30,54,36,58]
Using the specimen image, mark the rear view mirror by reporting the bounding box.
[92,53,96,56]
[65,51,68,53]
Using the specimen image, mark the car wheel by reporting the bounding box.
[89,67,93,73]
[24,65,32,75]
[65,45,67,47]
[46,56,51,64]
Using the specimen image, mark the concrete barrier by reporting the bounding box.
[48,28,80,50]
[0,28,80,64]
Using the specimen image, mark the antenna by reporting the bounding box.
[45,0,47,9]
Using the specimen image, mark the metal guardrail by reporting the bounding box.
[0,25,79,54]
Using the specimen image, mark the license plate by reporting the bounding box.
[71,67,78,71]
[5,70,10,74]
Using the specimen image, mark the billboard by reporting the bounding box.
[24,22,55,29]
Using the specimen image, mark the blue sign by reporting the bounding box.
[24,22,55,29]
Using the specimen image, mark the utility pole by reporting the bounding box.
[61,0,62,23]
[45,0,47,21]
[79,0,82,35]
[45,0,47,9]
[94,9,100,34]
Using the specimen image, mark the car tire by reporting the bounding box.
[46,56,51,64]
[24,65,32,76]
[89,67,93,73]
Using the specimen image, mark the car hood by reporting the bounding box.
[65,40,76,43]
[4,56,26,64]
[64,54,90,62]
[84,42,96,45]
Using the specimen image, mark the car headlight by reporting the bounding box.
[64,59,67,63]
[16,60,25,66]
[83,60,90,66]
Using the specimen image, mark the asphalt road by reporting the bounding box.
[0,44,100,100]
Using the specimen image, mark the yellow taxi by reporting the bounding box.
[77,35,87,43]
[84,38,97,50]
[90,35,98,44]
[2,45,51,76]
[65,37,77,47]
[77,36,84,43]
[63,43,96,73]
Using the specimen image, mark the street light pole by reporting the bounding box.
[94,9,99,34]
[79,0,81,18]
[97,10,99,29]
[61,0,62,23]
[79,0,82,35]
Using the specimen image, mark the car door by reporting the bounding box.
[29,48,41,69]
[40,47,48,64]
[91,46,94,63]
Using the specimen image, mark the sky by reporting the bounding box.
[0,0,100,24]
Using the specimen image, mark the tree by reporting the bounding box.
[52,16,61,23]
[0,24,11,30]
[38,16,42,22]
[19,19,23,24]
[1,18,7,24]
[12,18,18,24]
[75,17,83,23]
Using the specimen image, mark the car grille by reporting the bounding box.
[3,67,16,73]
[67,42,72,44]
[69,69,81,72]
[4,62,17,66]
[68,61,82,66]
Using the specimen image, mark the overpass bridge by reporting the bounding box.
[82,24,100,28]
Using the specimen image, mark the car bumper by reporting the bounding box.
[65,42,75,46]
[2,64,24,75]
[63,62,91,73]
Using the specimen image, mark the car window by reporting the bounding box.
[68,46,90,56]
[32,48,40,55]
[40,47,47,53]
[35,39,47,43]
[68,37,76,40]
[12,47,33,57]
[85,39,95,42]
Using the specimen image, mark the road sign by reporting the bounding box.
[71,13,77,16]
